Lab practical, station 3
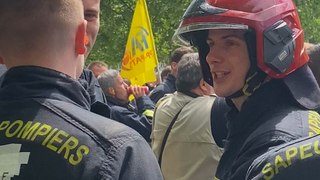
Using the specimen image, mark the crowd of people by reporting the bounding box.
[1,0,320,179]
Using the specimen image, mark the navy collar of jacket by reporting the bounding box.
[166,74,176,82]
[165,74,177,88]
[0,66,91,110]
[226,79,297,138]
[105,96,138,113]
[106,96,128,107]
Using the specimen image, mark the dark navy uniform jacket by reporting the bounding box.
[149,74,176,104]
[215,80,320,180]
[0,66,163,180]
[79,69,107,105]
[247,133,320,180]
[106,95,155,142]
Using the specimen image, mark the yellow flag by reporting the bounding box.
[120,0,158,86]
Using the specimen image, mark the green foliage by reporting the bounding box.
[294,0,320,43]
[87,0,320,67]
[86,0,190,68]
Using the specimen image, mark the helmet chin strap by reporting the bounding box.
[226,69,267,99]
[226,30,267,100]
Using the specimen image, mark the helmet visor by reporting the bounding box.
[173,22,249,46]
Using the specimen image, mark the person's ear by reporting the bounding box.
[75,20,88,55]
[200,79,215,95]
[107,88,115,96]
[171,62,177,70]
[199,79,207,91]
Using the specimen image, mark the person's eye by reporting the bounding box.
[85,12,98,21]
[225,39,236,46]
[224,39,239,48]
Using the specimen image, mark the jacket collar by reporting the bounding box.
[165,74,176,88]
[106,95,137,111]
[226,79,296,137]
[0,66,91,110]
[166,73,176,82]
[106,96,127,107]
[179,90,200,98]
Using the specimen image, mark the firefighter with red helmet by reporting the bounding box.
[173,0,320,179]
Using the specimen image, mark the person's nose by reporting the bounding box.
[206,46,223,65]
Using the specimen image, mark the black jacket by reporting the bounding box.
[0,66,163,180]
[210,96,229,148]
[247,133,320,180]
[79,69,112,118]
[106,95,155,142]
[79,69,107,105]
[215,80,320,180]
[149,74,176,104]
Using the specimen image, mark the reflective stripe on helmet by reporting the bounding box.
[173,22,248,46]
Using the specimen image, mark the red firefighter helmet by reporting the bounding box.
[173,0,320,109]
[173,0,308,79]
